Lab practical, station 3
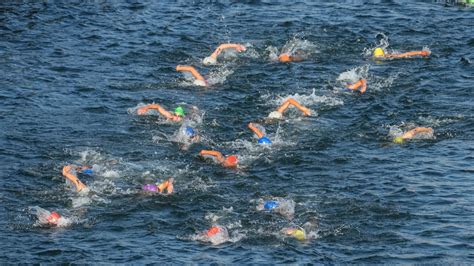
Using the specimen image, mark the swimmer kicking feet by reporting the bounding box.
[176,65,207,86]
[248,122,272,144]
[393,127,434,144]
[62,164,91,193]
[137,104,185,122]
[346,78,367,93]
[268,98,312,119]
[203,43,246,65]
[142,177,174,194]
[373,47,430,59]
[199,150,238,168]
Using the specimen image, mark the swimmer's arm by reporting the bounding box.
[210,43,246,58]
[386,50,430,58]
[277,98,311,116]
[62,165,88,192]
[248,123,265,139]
[401,127,433,139]
[199,150,225,163]
[137,104,175,119]
[176,65,206,82]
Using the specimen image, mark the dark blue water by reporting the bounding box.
[1,0,474,263]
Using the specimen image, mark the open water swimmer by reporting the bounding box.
[176,65,208,86]
[268,98,312,119]
[248,122,272,144]
[393,127,434,144]
[346,78,367,93]
[62,164,91,193]
[203,43,246,65]
[143,177,174,194]
[137,104,185,122]
[373,47,430,59]
[199,150,238,168]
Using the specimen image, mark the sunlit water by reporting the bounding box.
[1,1,473,263]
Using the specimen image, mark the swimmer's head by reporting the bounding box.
[143,184,158,192]
[393,136,404,144]
[223,155,238,168]
[278,53,291,63]
[184,126,196,138]
[47,211,61,225]
[268,111,283,120]
[206,226,221,237]
[373,47,385,58]
[81,168,93,175]
[258,136,272,145]
[264,200,279,210]
[203,56,217,65]
[284,228,306,241]
[174,106,185,117]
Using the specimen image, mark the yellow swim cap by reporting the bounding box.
[393,136,404,144]
[292,229,306,241]
[373,47,385,58]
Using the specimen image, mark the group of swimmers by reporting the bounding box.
[33,40,435,243]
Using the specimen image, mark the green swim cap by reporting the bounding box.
[174,106,185,117]
[393,136,404,144]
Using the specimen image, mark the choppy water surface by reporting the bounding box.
[1,1,473,263]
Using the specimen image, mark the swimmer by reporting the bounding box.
[137,104,185,122]
[62,164,90,193]
[373,47,430,59]
[281,218,319,241]
[176,65,207,86]
[346,78,367,93]
[143,177,174,194]
[29,206,69,227]
[203,43,246,65]
[256,197,295,219]
[248,122,272,144]
[179,125,200,143]
[202,225,229,245]
[278,52,305,63]
[268,98,311,119]
[199,150,238,168]
[393,127,434,144]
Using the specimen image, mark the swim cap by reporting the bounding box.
[82,168,93,175]
[174,106,185,117]
[258,137,272,144]
[292,229,306,241]
[279,53,291,63]
[224,155,238,167]
[264,201,279,210]
[206,226,221,237]
[143,184,158,192]
[393,136,404,144]
[268,111,283,119]
[47,212,61,225]
[184,126,196,138]
[373,47,385,58]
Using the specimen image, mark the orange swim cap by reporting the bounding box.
[279,53,291,63]
[206,226,220,237]
[223,155,238,168]
[47,212,61,225]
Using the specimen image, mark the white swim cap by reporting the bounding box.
[203,56,217,65]
[193,79,207,87]
[268,111,283,119]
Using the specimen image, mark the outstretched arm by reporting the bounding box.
[210,43,246,59]
[137,103,175,120]
[386,50,430,58]
[248,122,265,139]
[62,165,88,192]
[276,98,311,116]
[199,150,225,163]
[176,65,206,83]
[401,127,433,139]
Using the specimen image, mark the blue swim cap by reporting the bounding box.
[264,201,279,210]
[258,137,272,144]
[82,169,93,174]
[184,126,196,138]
